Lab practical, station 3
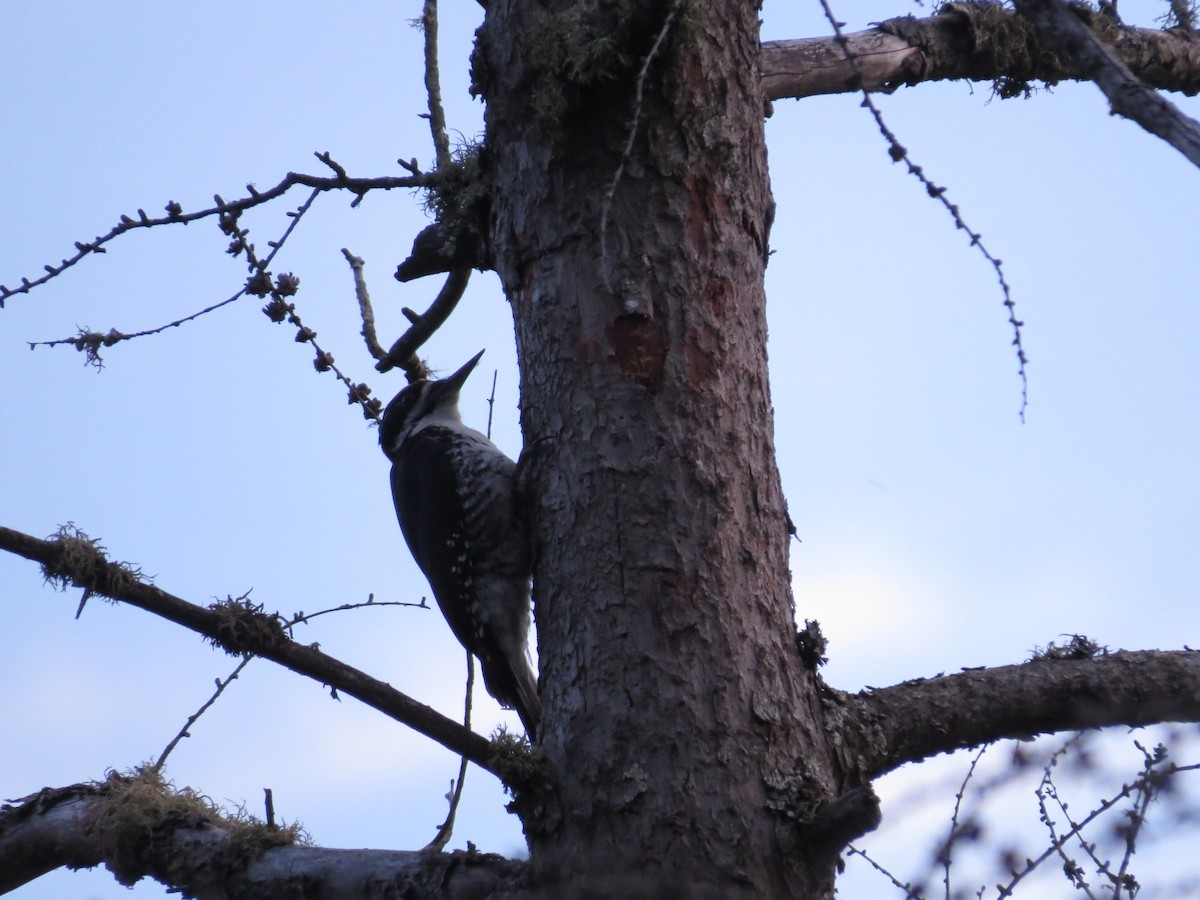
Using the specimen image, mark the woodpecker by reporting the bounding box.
[379,350,540,735]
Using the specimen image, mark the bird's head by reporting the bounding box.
[379,350,484,460]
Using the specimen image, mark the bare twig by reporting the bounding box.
[485,368,499,438]
[816,0,1029,421]
[29,189,322,365]
[154,655,254,772]
[284,595,430,633]
[271,287,384,421]
[0,524,500,777]
[224,210,384,420]
[844,845,923,897]
[941,744,990,900]
[426,651,474,852]
[156,596,432,773]
[1036,746,1103,899]
[1107,740,1164,898]
[2,155,432,305]
[999,749,1200,897]
[421,0,453,170]
[343,249,388,361]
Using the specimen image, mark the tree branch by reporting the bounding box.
[376,267,471,374]
[0,524,498,777]
[762,2,1200,101]
[763,26,922,101]
[31,189,320,367]
[838,649,1200,779]
[422,0,453,171]
[343,248,388,362]
[0,773,524,897]
[1013,0,1200,167]
[394,221,488,282]
[0,154,433,306]
[10,8,1200,308]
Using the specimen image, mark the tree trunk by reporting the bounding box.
[475,0,842,894]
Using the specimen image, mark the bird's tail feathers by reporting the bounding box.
[483,655,541,738]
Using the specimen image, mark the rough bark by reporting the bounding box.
[762,2,1200,101]
[835,649,1200,780]
[473,0,841,895]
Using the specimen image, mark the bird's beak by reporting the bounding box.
[439,349,485,396]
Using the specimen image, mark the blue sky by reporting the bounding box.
[3,2,1198,897]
